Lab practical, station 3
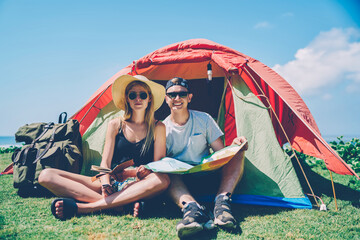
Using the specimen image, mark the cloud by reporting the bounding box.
[272,28,360,95]
[282,12,294,17]
[346,83,360,93]
[254,21,272,29]
[322,93,332,100]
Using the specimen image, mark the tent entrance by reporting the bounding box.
[154,77,225,121]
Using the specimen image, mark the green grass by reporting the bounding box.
[1,152,359,239]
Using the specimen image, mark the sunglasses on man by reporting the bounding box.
[166,91,189,99]
[128,91,148,100]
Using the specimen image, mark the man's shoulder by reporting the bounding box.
[190,110,212,119]
[190,110,213,124]
[163,115,171,125]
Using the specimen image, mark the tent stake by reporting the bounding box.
[329,170,338,211]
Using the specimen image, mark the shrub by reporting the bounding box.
[0,146,21,154]
[284,145,325,169]
[285,136,360,189]
[329,136,360,174]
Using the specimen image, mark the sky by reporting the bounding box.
[0,0,359,138]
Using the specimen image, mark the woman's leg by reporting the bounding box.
[38,168,102,203]
[77,172,170,214]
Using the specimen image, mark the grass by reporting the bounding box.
[1,152,360,239]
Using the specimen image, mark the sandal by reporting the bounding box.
[51,198,78,220]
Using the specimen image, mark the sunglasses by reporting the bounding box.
[166,91,189,99]
[128,91,148,100]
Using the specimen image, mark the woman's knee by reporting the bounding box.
[38,168,57,185]
[154,173,170,190]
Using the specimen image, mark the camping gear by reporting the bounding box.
[72,39,359,209]
[12,117,82,196]
[1,163,14,175]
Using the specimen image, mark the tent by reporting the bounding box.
[72,39,359,209]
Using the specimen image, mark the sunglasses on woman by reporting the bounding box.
[128,91,148,100]
[166,91,189,99]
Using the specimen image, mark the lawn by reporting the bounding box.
[1,152,359,239]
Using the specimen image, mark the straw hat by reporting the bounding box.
[112,75,165,111]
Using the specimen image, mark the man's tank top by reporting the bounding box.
[111,129,154,168]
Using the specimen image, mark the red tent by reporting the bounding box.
[73,39,358,179]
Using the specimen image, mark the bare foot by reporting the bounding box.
[51,198,78,220]
[133,202,143,217]
[54,200,64,219]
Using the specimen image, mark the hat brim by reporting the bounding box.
[112,75,165,111]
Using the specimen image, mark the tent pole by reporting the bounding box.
[79,84,112,124]
[329,170,338,211]
[239,65,320,207]
[244,64,359,179]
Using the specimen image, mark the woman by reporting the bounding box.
[38,75,170,220]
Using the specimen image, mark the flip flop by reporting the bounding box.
[51,198,78,220]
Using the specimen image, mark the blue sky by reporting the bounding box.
[0,0,359,137]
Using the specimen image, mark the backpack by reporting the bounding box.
[12,113,83,197]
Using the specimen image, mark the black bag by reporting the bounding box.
[12,113,83,197]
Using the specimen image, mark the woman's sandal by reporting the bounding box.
[51,198,78,220]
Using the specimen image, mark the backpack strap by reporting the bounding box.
[32,124,57,164]
[29,122,55,148]
[17,123,54,165]
[58,112,67,124]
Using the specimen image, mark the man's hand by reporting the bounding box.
[232,136,248,151]
[136,165,152,180]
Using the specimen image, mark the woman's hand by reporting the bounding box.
[136,165,152,180]
[101,184,115,197]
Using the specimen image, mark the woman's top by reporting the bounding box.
[111,127,154,168]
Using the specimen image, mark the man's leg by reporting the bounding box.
[218,150,245,195]
[168,175,214,238]
[214,149,245,229]
[168,174,197,208]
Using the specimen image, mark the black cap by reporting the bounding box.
[165,77,190,92]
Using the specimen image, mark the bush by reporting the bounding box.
[0,146,21,154]
[329,136,360,174]
[284,145,325,169]
[285,136,360,189]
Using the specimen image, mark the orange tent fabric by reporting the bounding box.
[72,39,358,178]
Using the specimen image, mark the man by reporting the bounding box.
[163,77,248,238]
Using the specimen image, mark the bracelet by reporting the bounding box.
[102,184,111,188]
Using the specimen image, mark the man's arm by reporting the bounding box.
[210,137,226,152]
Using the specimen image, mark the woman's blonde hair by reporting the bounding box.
[122,80,155,156]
